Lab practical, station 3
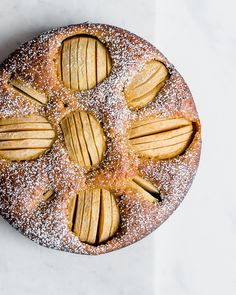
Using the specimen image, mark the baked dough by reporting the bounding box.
[0,23,201,254]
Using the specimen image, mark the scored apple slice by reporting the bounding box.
[42,190,54,202]
[86,38,97,89]
[68,114,84,166]
[129,117,194,159]
[87,189,101,244]
[58,36,112,91]
[73,111,91,167]
[130,175,161,203]
[110,194,120,237]
[130,118,191,138]
[68,189,120,245]
[70,38,79,90]
[0,115,55,161]
[61,110,106,168]
[10,78,48,105]
[68,194,77,230]
[79,111,100,165]
[98,189,112,244]
[97,190,119,243]
[0,115,48,125]
[61,39,71,88]
[88,114,106,161]
[125,60,169,109]
[73,191,85,237]
[61,116,77,162]
[79,190,93,242]
[77,37,88,90]
[133,175,159,195]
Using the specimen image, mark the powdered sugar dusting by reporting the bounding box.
[0,23,201,255]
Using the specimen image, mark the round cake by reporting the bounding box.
[0,23,201,255]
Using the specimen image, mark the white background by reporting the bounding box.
[0,0,235,294]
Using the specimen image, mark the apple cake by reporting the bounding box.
[0,23,201,255]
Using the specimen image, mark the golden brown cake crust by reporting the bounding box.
[0,23,201,255]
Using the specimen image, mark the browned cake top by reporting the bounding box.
[0,23,201,255]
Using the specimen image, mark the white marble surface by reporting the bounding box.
[0,0,235,294]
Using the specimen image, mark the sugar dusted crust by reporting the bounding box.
[0,23,201,255]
